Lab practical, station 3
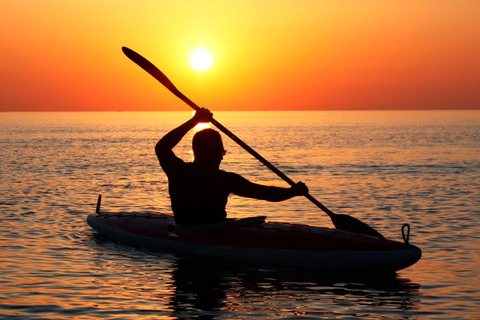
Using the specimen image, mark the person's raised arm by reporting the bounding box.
[155,108,212,172]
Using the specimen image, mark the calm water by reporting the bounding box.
[1,111,479,319]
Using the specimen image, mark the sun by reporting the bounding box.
[190,48,213,71]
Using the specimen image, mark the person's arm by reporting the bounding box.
[155,108,212,173]
[237,181,308,202]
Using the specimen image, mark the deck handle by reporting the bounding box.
[402,223,410,246]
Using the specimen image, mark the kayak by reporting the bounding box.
[87,210,421,273]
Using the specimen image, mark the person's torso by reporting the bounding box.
[167,161,247,225]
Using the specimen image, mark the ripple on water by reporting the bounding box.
[1,111,479,319]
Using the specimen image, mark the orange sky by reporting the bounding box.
[1,0,479,112]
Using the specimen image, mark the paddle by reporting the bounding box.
[122,46,384,238]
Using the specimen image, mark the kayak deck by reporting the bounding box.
[87,211,422,272]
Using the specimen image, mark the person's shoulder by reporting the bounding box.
[219,169,238,177]
[163,157,189,177]
[220,170,249,182]
[219,170,249,193]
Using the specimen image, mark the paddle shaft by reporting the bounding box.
[142,57,337,218]
[122,47,385,238]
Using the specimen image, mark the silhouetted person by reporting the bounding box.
[156,108,308,225]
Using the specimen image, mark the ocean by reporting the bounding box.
[1,111,479,319]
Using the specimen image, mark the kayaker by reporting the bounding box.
[156,108,308,225]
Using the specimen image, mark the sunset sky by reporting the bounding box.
[1,0,479,112]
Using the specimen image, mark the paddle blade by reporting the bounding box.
[331,214,384,238]
[122,47,200,110]
[122,47,180,94]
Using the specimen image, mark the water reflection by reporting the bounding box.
[169,257,229,319]
[171,256,421,319]
[91,235,421,319]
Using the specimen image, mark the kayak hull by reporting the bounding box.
[87,212,421,272]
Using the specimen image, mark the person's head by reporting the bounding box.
[192,129,226,169]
